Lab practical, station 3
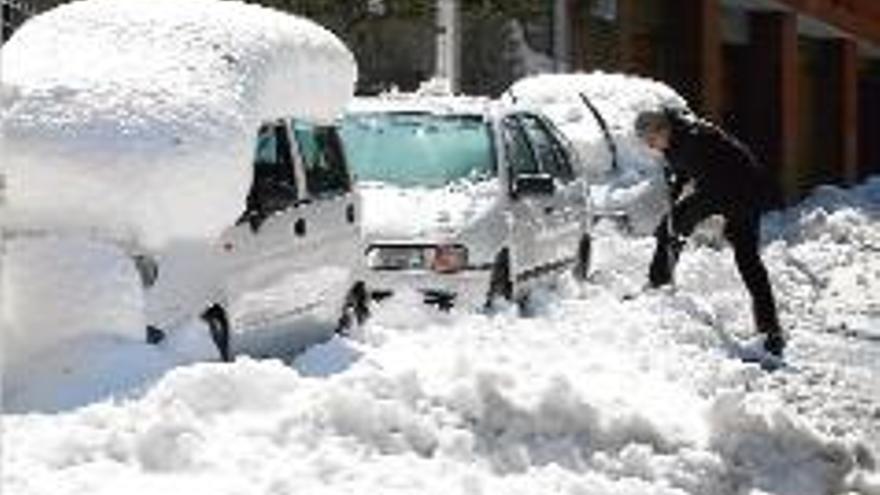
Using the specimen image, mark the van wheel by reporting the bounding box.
[338,282,370,336]
[573,234,592,282]
[485,250,513,310]
[145,325,166,345]
[202,304,231,362]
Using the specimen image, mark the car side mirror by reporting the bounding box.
[513,174,555,198]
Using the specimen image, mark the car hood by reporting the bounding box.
[359,179,501,242]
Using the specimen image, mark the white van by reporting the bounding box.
[340,96,592,309]
[139,118,368,360]
[1,0,364,363]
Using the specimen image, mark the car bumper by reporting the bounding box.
[366,266,492,309]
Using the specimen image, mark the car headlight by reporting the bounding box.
[367,244,468,274]
[430,245,468,274]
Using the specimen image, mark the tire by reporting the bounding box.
[201,304,231,362]
[337,282,370,336]
[573,233,592,282]
[485,250,513,310]
[145,325,166,345]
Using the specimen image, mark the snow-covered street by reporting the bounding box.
[3,177,879,495]
[2,2,879,493]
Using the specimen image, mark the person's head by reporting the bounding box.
[634,110,672,152]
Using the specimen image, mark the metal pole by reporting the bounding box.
[435,0,460,93]
[552,0,569,72]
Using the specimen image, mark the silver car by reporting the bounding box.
[341,98,592,310]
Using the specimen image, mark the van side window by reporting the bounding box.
[519,114,575,182]
[292,120,351,197]
[246,123,298,216]
[501,117,539,176]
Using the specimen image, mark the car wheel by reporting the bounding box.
[338,282,370,336]
[485,249,513,310]
[201,304,231,362]
[573,233,592,282]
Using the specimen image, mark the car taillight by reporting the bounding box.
[431,245,468,274]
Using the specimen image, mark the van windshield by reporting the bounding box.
[340,112,495,188]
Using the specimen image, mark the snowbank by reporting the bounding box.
[504,72,690,233]
[0,0,356,247]
[3,236,144,373]
[3,176,880,494]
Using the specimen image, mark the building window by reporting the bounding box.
[591,0,617,22]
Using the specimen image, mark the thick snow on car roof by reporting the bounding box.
[0,0,356,247]
[504,72,688,176]
[505,72,691,234]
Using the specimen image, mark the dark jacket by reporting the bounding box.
[664,110,781,213]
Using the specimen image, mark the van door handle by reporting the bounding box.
[346,204,356,224]
[294,218,306,236]
[544,205,555,215]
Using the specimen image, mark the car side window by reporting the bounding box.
[519,114,575,182]
[501,117,540,176]
[292,120,351,197]
[246,122,298,216]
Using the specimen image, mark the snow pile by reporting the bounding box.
[4,298,875,494]
[504,72,690,233]
[0,0,356,247]
[3,173,879,493]
[3,236,144,371]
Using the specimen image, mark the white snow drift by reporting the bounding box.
[3,175,879,494]
[0,0,357,247]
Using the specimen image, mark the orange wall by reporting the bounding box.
[774,0,880,45]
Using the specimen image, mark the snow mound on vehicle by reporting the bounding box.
[348,92,493,116]
[504,72,689,234]
[3,236,145,373]
[0,0,356,247]
[505,72,688,176]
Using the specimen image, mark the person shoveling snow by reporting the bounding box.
[635,108,786,360]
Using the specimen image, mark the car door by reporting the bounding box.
[289,119,361,316]
[501,113,552,283]
[220,121,318,315]
[519,113,587,268]
[518,113,587,267]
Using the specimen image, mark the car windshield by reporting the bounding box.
[340,112,495,188]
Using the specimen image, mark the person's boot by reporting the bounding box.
[762,330,785,357]
[648,234,683,288]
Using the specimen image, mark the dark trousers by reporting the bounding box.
[649,192,781,335]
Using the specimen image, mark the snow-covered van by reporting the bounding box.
[340,95,592,309]
[1,0,365,362]
[504,73,691,235]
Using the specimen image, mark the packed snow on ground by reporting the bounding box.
[0,0,356,247]
[0,0,357,375]
[504,72,690,234]
[3,176,879,495]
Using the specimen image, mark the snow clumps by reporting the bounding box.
[0,0,357,247]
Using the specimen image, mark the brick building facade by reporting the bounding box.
[3,0,879,197]
[563,0,880,197]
